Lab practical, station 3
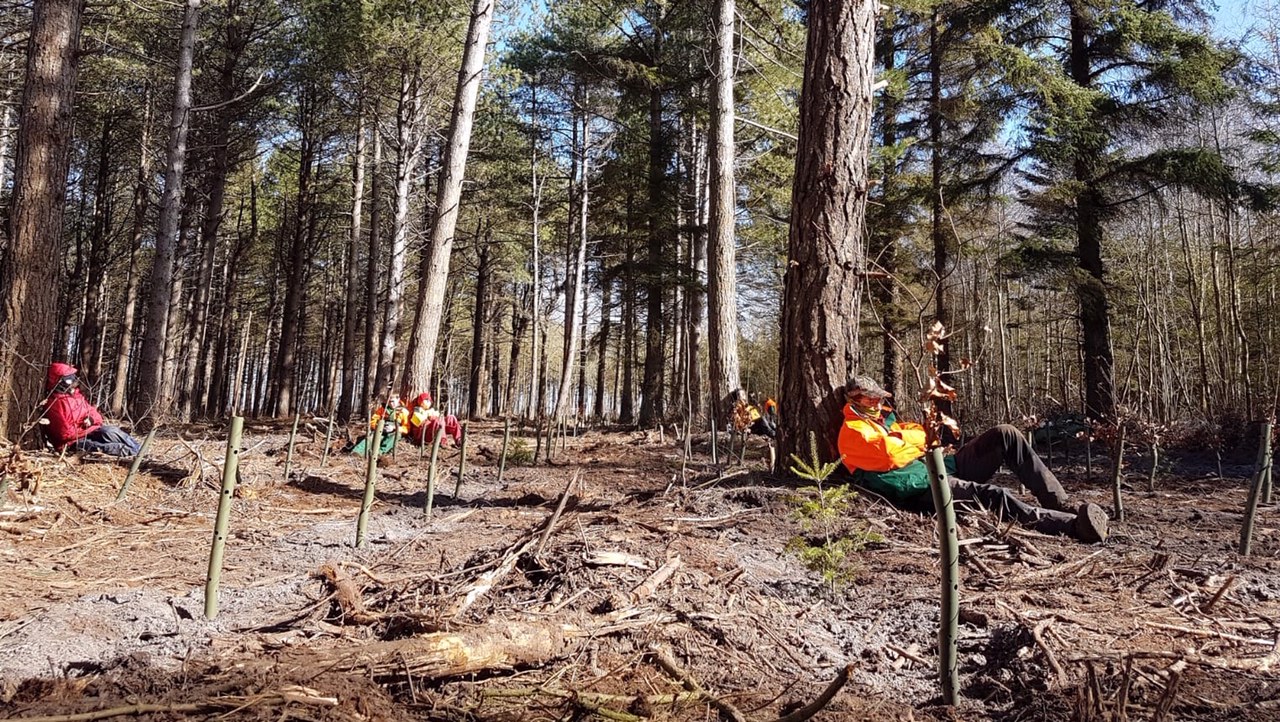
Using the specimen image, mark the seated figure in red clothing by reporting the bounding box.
[406,392,462,447]
[42,363,142,457]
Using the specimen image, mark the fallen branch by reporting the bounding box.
[446,538,536,621]
[0,686,337,722]
[1069,635,1280,673]
[631,556,682,603]
[768,664,852,722]
[535,470,578,557]
[286,620,574,679]
[995,600,1066,686]
[650,643,747,722]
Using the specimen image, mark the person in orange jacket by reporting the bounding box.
[837,375,1108,543]
[347,396,408,456]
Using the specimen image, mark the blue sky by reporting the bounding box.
[1213,0,1260,43]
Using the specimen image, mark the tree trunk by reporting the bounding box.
[707,0,740,425]
[507,286,529,414]
[639,83,667,427]
[525,78,543,420]
[110,96,154,417]
[594,274,611,421]
[687,122,707,426]
[870,14,902,398]
[620,233,636,424]
[374,66,423,400]
[777,0,875,463]
[468,240,492,418]
[0,0,85,440]
[134,0,200,424]
[1069,3,1116,422]
[553,109,590,422]
[339,104,366,423]
[362,118,383,415]
[404,0,495,393]
[273,99,317,417]
[80,115,115,387]
[928,11,953,425]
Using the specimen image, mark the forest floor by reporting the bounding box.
[0,419,1278,721]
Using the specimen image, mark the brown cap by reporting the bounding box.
[846,375,892,399]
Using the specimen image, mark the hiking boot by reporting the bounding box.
[1073,502,1109,543]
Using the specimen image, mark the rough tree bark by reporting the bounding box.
[777,0,875,464]
[134,0,200,424]
[0,0,85,441]
[404,0,495,394]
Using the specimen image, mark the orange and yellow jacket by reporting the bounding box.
[838,403,953,502]
[370,405,410,435]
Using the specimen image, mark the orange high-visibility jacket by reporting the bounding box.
[837,403,927,472]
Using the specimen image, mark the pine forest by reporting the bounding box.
[0,0,1278,720]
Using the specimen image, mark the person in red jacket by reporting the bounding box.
[407,392,462,447]
[42,363,142,457]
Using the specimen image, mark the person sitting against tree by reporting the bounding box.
[41,362,142,457]
[407,392,462,448]
[837,375,1108,543]
[347,396,408,456]
[730,389,776,439]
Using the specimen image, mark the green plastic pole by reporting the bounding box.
[321,416,334,468]
[425,426,443,517]
[355,424,383,548]
[116,426,158,502]
[453,421,469,498]
[1240,423,1273,557]
[205,415,244,620]
[284,412,300,481]
[1111,428,1127,523]
[497,417,511,484]
[924,447,959,705]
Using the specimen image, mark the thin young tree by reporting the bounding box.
[134,0,201,423]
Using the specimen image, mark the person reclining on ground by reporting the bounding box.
[347,396,408,456]
[730,389,776,439]
[42,363,142,457]
[837,375,1108,543]
[407,393,462,447]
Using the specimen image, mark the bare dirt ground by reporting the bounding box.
[1,420,1278,721]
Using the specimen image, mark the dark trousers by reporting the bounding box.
[71,425,142,457]
[952,424,1070,511]
[904,425,1077,536]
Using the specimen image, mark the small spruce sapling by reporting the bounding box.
[785,431,883,593]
